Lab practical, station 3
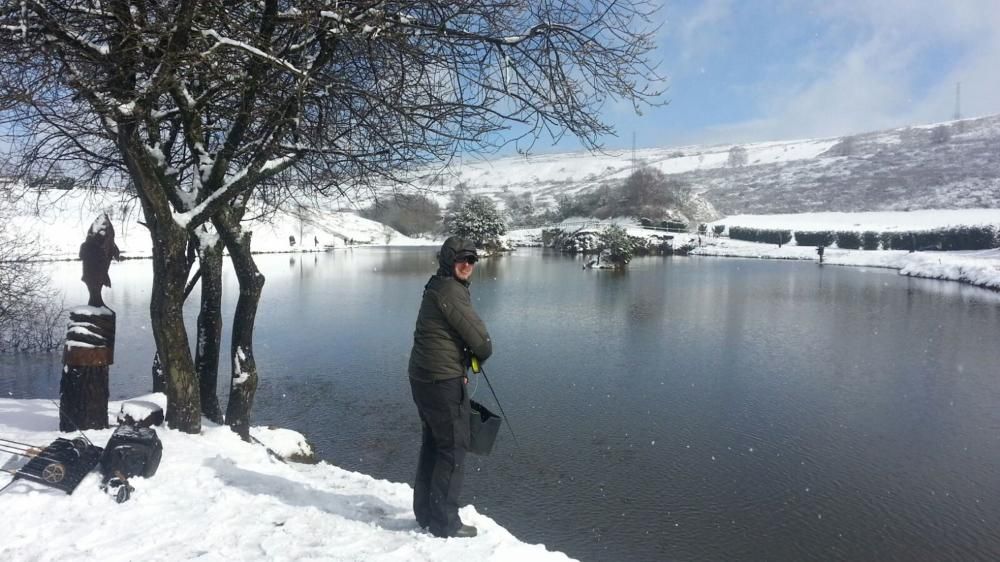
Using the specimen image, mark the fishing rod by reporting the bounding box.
[0,438,67,463]
[478,366,520,449]
[48,399,95,447]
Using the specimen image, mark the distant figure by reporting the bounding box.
[289,235,296,247]
[314,236,319,247]
[79,214,120,307]
[816,245,825,264]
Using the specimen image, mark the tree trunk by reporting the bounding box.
[149,221,202,433]
[214,209,264,440]
[195,238,225,424]
[118,126,201,434]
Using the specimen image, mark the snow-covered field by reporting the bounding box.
[710,209,1000,232]
[0,396,573,562]
[6,188,436,261]
[689,237,1000,291]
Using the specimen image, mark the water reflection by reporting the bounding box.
[2,249,1000,561]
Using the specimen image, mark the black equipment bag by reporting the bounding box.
[100,424,162,480]
[469,400,502,455]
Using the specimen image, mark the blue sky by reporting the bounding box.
[547,0,1000,152]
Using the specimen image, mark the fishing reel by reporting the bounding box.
[102,471,135,504]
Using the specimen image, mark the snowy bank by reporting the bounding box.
[0,397,573,562]
[690,237,1000,291]
[508,210,1000,291]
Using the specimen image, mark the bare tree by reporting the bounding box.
[0,192,62,353]
[1,1,663,435]
[728,145,748,167]
[621,166,690,217]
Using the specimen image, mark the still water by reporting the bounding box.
[3,248,1000,561]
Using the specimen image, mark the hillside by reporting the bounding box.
[411,114,1000,217]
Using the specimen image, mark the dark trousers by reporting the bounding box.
[410,376,471,537]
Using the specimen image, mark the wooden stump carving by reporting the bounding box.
[60,214,119,431]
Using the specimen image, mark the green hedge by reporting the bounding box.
[862,231,880,250]
[660,219,688,231]
[880,226,997,251]
[794,230,836,247]
[729,227,793,245]
[835,231,862,250]
[725,225,997,251]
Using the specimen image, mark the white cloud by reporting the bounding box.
[699,0,1000,143]
[672,0,733,63]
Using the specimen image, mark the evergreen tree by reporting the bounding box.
[445,196,507,251]
[599,224,635,266]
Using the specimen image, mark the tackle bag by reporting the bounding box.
[469,400,502,455]
[100,424,162,480]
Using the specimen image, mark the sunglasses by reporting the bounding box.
[455,256,478,264]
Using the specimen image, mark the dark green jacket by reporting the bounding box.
[408,238,492,382]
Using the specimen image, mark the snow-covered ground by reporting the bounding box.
[689,237,1000,291]
[0,396,573,562]
[6,188,437,261]
[710,209,1000,232]
[696,210,1000,290]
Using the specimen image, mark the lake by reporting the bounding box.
[3,247,1000,561]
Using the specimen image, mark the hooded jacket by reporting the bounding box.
[408,237,493,382]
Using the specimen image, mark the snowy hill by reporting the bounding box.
[7,115,999,256]
[408,114,1000,216]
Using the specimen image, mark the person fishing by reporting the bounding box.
[407,236,492,538]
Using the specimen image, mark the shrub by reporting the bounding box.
[941,225,997,250]
[360,193,440,236]
[835,231,862,249]
[862,231,880,250]
[713,225,725,235]
[729,227,792,245]
[598,224,636,265]
[930,124,951,144]
[880,232,908,250]
[728,145,748,167]
[794,230,836,247]
[773,229,794,245]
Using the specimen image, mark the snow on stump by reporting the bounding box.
[117,399,164,428]
[61,306,115,431]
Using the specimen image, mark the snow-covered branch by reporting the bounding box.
[199,29,307,78]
